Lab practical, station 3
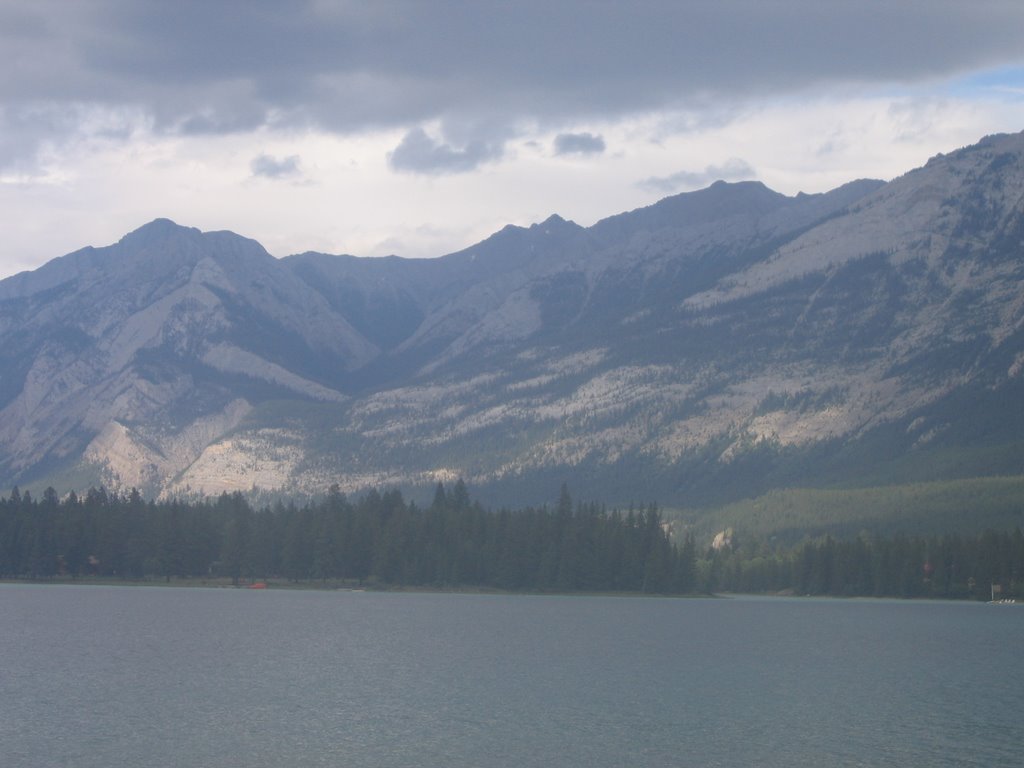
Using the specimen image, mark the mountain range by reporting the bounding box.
[3,131,1024,510]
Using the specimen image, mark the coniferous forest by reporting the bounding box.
[0,483,1021,600]
[0,483,694,594]
[701,528,1024,600]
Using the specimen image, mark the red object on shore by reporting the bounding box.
[249,582,267,589]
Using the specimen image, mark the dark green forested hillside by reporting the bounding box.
[680,476,1024,544]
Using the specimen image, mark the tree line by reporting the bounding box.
[701,528,1024,600]
[2,483,1020,600]
[0,483,696,594]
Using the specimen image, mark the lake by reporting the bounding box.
[1,585,1021,767]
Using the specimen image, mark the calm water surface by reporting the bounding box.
[1,585,1021,767]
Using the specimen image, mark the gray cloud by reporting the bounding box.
[640,159,757,193]
[250,153,302,179]
[3,1,1024,170]
[0,103,134,173]
[387,128,504,175]
[554,132,606,156]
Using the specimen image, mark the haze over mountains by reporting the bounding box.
[2,132,1024,507]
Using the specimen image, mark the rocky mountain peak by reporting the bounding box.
[533,213,580,231]
[117,217,200,247]
[589,178,794,246]
[113,218,275,275]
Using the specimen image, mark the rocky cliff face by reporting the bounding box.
[0,221,375,490]
[3,132,1024,505]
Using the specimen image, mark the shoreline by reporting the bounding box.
[2,577,1004,602]
[0,575,711,598]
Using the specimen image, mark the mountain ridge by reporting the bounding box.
[2,131,1024,511]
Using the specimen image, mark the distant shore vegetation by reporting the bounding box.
[0,483,695,594]
[0,483,1021,600]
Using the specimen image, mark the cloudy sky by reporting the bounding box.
[2,1,1024,278]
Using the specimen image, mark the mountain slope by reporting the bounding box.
[0,221,378,491]
[3,132,1024,509]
